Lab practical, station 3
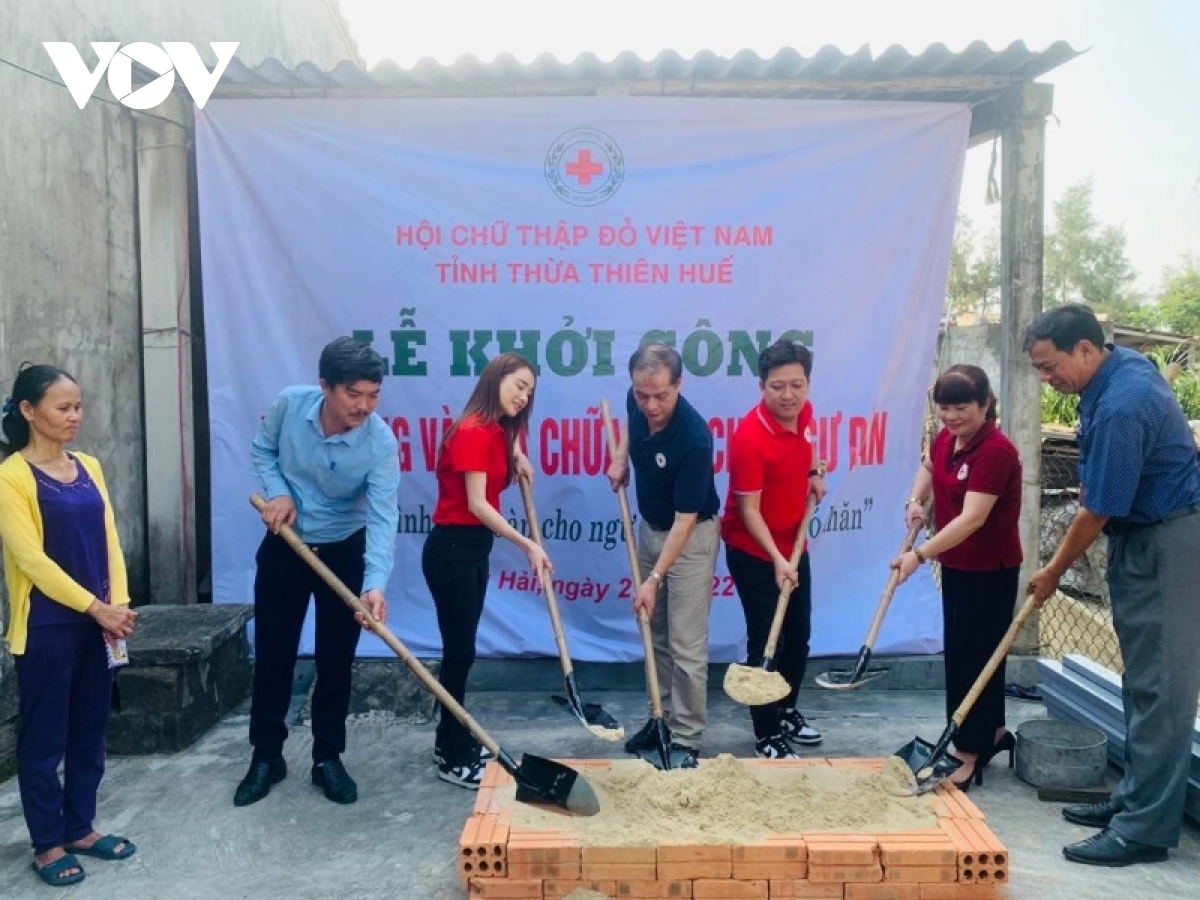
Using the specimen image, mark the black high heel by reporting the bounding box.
[979,731,1016,769]
[948,761,983,792]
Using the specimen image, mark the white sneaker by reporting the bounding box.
[779,709,822,746]
[756,734,799,760]
[437,758,483,790]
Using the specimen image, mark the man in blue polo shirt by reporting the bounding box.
[234,337,400,808]
[1026,304,1200,867]
[608,343,721,767]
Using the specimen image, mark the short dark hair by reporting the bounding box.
[932,364,997,422]
[1022,304,1106,353]
[628,342,682,383]
[758,339,812,381]
[318,337,386,387]
[1,363,78,455]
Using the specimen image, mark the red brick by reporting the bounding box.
[807,864,883,883]
[731,860,809,880]
[506,860,580,880]
[584,863,659,882]
[806,843,879,867]
[582,845,657,865]
[658,860,732,880]
[918,886,999,899]
[658,843,733,863]
[692,879,768,899]
[882,866,957,883]
[543,880,617,899]
[505,838,580,866]
[614,881,694,898]
[844,885,920,900]
[466,878,542,898]
[767,884,844,899]
[877,840,957,867]
[733,837,808,862]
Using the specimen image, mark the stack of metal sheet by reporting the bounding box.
[1036,654,1200,823]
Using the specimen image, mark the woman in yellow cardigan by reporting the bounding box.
[0,364,138,887]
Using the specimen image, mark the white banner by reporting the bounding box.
[196,97,967,661]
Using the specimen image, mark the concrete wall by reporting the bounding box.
[0,0,358,779]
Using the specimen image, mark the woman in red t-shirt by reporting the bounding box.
[892,364,1023,790]
[422,353,551,789]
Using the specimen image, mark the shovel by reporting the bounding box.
[723,497,818,706]
[517,476,623,742]
[814,519,924,691]
[892,592,1039,795]
[249,494,600,816]
[599,399,692,771]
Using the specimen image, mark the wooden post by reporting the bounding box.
[1000,82,1053,653]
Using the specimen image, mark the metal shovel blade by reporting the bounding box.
[511,752,601,816]
[551,672,623,740]
[814,647,891,691]
[636,717,692,771]
[892,735,963,795]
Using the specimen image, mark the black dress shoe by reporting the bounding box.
[312,758,358,804]
[1062,797,1123,828]
[1062,828,1168,867]
[624,718,657,754]
[234,757,287,807]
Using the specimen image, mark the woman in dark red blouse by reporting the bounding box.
[892,365,1023,790]
[422,353,551,789]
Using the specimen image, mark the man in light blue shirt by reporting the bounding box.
[234,337,399,809]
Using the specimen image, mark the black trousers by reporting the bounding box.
[726,545,812,740]
[422,524,494,765]
[250,529,364,764]
[940,564,1019,754]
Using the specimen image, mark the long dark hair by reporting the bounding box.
[0,363,78,456]
[439,353,536,486]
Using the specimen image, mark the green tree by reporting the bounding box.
[946,213,1000,320]
[1044,180,1139,316]
[1156,256,1200,338]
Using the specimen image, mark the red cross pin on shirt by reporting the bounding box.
[565,148,604,185]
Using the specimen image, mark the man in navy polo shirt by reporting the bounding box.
[1026,304,1200,867]
[608,343,720,767]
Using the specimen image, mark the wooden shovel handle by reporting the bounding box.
[951,592,1039,727]
[763,496,819,659]
[599,398,665,720]
[249,494,502,757]
[518,476,575,678]
[862,519,925,649]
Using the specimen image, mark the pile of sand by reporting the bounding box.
[504,755,935,845]
[723,665,791,705]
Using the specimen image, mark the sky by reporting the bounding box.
[338,0,1200,295]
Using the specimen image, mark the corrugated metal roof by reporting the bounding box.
[213,40,1081,100]
[208,41,1081,141]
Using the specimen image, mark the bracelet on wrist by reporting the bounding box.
[905,497,921,507]
[649,570,662,583]
[912,546,928,565]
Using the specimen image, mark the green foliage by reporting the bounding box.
[1155,258,1200,338]
[1040,349,1200,425]
[946,213,1001,319]
[1040,384,1080,426]
[1044,180,1140,317]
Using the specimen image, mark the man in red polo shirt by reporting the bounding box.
[722,339,827,758]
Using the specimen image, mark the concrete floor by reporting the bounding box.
[1,689,1197,899]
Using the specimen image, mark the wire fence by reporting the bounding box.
[1036,444,1123,672]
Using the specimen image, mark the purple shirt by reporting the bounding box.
[28,455,109,627]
